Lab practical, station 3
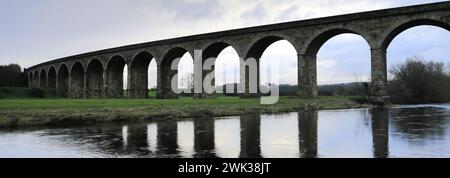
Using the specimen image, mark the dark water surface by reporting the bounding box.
[2,104,450,158]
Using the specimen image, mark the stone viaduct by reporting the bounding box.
[25,2,450,99]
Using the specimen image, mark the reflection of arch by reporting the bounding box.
[130,52,154,99]
[124,124,150,154]
[39,68,47,89]
[86,59,104,98]
[58,64,69,97]
[47,67,57,89]
[106,55,126,98]
[156,121,179,155]
[159,47,190,99]
[382,19,450,50]
[33,71,39,88]
[70,62,85,98]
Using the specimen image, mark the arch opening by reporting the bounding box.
[246,36,298,96]
[39,69,47,89]
[386,24,450,103]
[70,62,85,98]
[160,47,191,99]
[86,59,104,98]
[178,53,194,96]
[130,52,154,99]
[33,71,39,88]
[214,45,240,96]
[58,64,69,97]
[197,42,239,98]
[259,39,298,96]
[304,29,371,97]
[147,60,157,98]
[47,67,57,90]
[317,34,371,93]
[106,56,126,98]
[382,19,450,50]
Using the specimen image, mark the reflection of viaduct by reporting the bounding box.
[118,109,390,158]
[25,2,450,99]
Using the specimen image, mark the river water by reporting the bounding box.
[1,104,450,158]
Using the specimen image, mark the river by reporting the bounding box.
[1,104,450,158]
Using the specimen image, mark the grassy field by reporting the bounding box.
[0,88,371,128]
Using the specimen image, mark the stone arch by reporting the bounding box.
[39,68,47,89]
[86,59,104,98]
[304,28,371,56]
[47,66,57,90]
[298,29,372,98]
[243,36,299,96]
[33,71,39,88]
[381,18,450,50]
[58,64,69,97]
[369,18,450,97]
[160,47,190,99]
[70,61,85,98]
[203,42,239,62]
[196,42,241,98]
[246,36,298,59]
[130,51,155,99]
[106,55,127,98]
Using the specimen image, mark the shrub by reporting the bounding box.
[389,56,450,104]
[27,88,45,98]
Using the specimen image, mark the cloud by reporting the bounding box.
[240,3,268,24]
[274,5,300,22]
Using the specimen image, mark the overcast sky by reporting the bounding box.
[1,0,449,87]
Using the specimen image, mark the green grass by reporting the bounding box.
[0,96,358,110]
[0,96,250,109]
[0,88,369,128]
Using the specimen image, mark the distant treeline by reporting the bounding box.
[0,64,27,87]
[389,56,450,104]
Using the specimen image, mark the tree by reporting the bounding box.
[389,56,450,104]
[0,64,26,87]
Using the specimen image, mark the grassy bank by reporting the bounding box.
[0,96,370,128]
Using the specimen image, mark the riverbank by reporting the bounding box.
[0,96,370,128]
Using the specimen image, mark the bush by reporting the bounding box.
[27,88,45,98]
[389,56,450,104]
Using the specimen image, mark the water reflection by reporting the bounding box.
[240,115,261,158]
[371,108,389,158]
[193,118,216,158]
[2,106,450,158]
[298,110,318,158]
[390,107,450,141]
[156,121,178,156]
